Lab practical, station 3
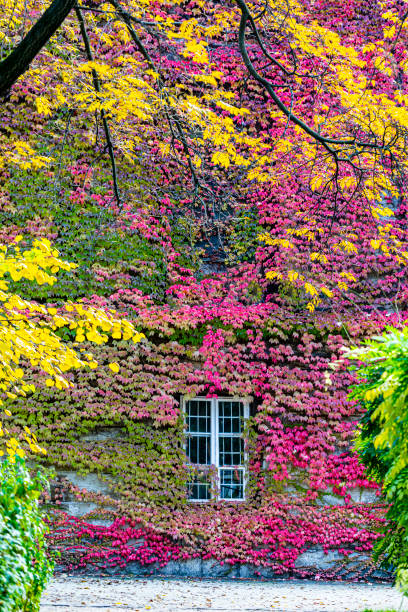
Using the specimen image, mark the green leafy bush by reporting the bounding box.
[348,326,408,595]
[0,458,53,612]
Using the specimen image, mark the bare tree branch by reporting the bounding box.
[75,5,121,207]
[235,0,387,154]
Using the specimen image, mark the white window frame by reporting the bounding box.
[182,396,250,502]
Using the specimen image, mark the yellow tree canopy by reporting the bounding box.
[0,0,407,312]
[0,0,406,201]
[0,237,144,460]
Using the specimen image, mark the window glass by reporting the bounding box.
[220,469,244,499]
[185,398,247,501]
[219,400,243,434]
[186,399,211,465]
[186,399,211,433]
[219,436,244,466]
[187,474,211,501]
[187,435,210,465]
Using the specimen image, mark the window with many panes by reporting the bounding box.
[184,397,249,501]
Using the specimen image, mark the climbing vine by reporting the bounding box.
[0,0,407,582]
[4,298,399,578]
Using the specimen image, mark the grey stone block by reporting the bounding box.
[258,566,283,579]
[295,547,343,570]
[369,567,393,581]
[177,559,202,577]
[160,561,182,576]
[159,560,202,577]
[59,502,98,517]
[348,488,379,504]
[125,562,157,576]
[239,565,262,579]
[86,518,114,527]
[201,560,239,578]
[318,487,379,506]
[319,493,345,506]
[57,471,114,495]
[81,428,124,442]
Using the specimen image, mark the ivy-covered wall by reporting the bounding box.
[6,300,394,580]
[2,0,407,581]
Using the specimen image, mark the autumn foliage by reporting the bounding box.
[0,0,407,581]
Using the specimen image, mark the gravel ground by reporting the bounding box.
[40,576,408,612]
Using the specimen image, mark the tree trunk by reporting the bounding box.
[0,0,76,97]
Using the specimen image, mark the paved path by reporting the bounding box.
[40,576,408,611]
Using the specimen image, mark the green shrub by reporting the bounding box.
[348,326,408,596]
[0,458,53,612]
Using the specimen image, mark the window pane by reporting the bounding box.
[186,400,211,433]
[188,474,211,501]
[220,469,244,499]
[185,397,248,502]
[219,401,243,434]
[219,436,244,466]
[187,435,210,464]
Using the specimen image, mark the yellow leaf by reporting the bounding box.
[310,176,323,191]
[337,281,349,291]
[35,96,53,116]
[109,362,120,373]
[304,282,318,296]
[287,270,299,282]
[321,286,333,298]
[365,388,378,401]
[265,270,283,280]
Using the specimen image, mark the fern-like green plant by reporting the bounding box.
[0,458,53,611]
[347,326,408,596]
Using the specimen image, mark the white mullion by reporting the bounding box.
[214,397,219,500]
[243,400,249,499]
[211,397,218,502]
[184,396,249,502]
[215,397,219,470]
[181,397,186,457]
[210,397,217,467]
[244,400,249,421]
